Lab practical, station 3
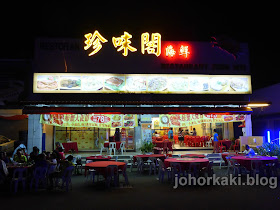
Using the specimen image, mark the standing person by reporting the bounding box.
[178,128,184,147]
[168,128,174,143]
[192,128,197,136]
[213,129,219,153]
[114,128,120,142]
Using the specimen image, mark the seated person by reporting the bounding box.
[34,153,49,168]
[29,146,40,163]
[154,132,160,137]
[243,145,256,156]
[13,149,27,163]
[0,153,9,183]
[0,152,10,164]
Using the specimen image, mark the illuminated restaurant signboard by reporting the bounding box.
[34,73,251,94]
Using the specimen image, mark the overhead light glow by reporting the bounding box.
[247,103,270,108]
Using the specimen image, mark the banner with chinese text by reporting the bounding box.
[40,114,138,128]
[159,114,246,127]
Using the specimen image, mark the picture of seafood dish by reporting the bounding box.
[210,77,229,91]
[223,115,234,122]
[147,77,167,91]
[111,122,122,127]
[230,78,249,92]
[60,76,81,90]
[124,121,134,127]
[82,76,103,91]
[125,76,147,91]
[168,77,188,91]
[124,114,134,120]
[170,115,180,126]
[189,77,209,91]
[235,115,245,121]
[37,75,59,90]
[160,115,169,124]
[104,76,125,91]
[112,115,122,121]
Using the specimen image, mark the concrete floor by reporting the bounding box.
[2,166,280,209]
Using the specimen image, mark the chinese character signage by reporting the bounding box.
[34,73,252,94]
[84,30,161,57]
[40,114,138,128]
[159,114,246,127]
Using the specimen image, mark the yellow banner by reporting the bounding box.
[159,114,246,127]
[40,114,138,128]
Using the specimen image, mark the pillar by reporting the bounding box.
[27,114,43,153]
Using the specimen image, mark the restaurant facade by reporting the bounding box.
[23,30,261,153]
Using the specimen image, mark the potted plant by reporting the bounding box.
[253,142,280,159]
[140,141,154,154]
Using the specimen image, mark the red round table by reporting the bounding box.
[231,156,278,170]
[104,142,122,150]
[181,154,205,158]
[84,161,125,177]
[164,158,209,170]
[133,154,166,163]
[86,156,112,161]
[221,153,245,165]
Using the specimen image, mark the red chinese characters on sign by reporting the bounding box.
[90,115,110,123]
[165,45,190,58]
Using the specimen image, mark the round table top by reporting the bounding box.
[165,158,209,163]
[86,156,111,160]
[181,154,205,158]
[134,154,166,158]
[231,156,278,161]
[85,161,125,168]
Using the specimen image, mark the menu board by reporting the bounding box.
[159,114,246,127]
[34,73,252,94]
[40,114,138,128]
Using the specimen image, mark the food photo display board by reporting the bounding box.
[34,73,252,94]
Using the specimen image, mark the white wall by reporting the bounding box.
[27,114,42,153]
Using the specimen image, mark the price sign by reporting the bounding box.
[91,115,110,123]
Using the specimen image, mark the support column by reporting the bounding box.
[244,114,252,136]
[27,114,43,153]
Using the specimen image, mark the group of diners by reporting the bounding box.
[0,142,75,193]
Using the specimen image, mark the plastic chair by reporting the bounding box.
[30,166,48,191]
[233,139,240,152]
[206,153,224,169]
[147,157,157,175]
[251,160,265,177]
[85,160,96,184]
[157,158,171,182]
[74,155,83,175]
[218,141,226,153]
[225,156,240,176]
[109,142,116,155]
[119,142,126,155]
[100,143,109,155]
[10,167,28,193]
[118,162,129,185]
[163,140,169,154]
[55,166,74,191]
[170,162,184,184]
[106,165,119,188]
[187,163,200,180]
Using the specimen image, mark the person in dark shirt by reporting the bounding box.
[29,146,40,163]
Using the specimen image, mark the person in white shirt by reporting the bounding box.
[243,145,255,156]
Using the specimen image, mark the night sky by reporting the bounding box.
[2,3,279,90]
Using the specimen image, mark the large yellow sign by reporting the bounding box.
[84,30,161,57]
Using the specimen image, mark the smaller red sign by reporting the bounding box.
[90,115,110,123]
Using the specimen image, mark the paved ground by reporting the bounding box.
[1,166,280,210]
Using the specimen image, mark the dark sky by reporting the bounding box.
[2,3,279,90]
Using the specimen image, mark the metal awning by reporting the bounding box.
[22,106,252,114]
